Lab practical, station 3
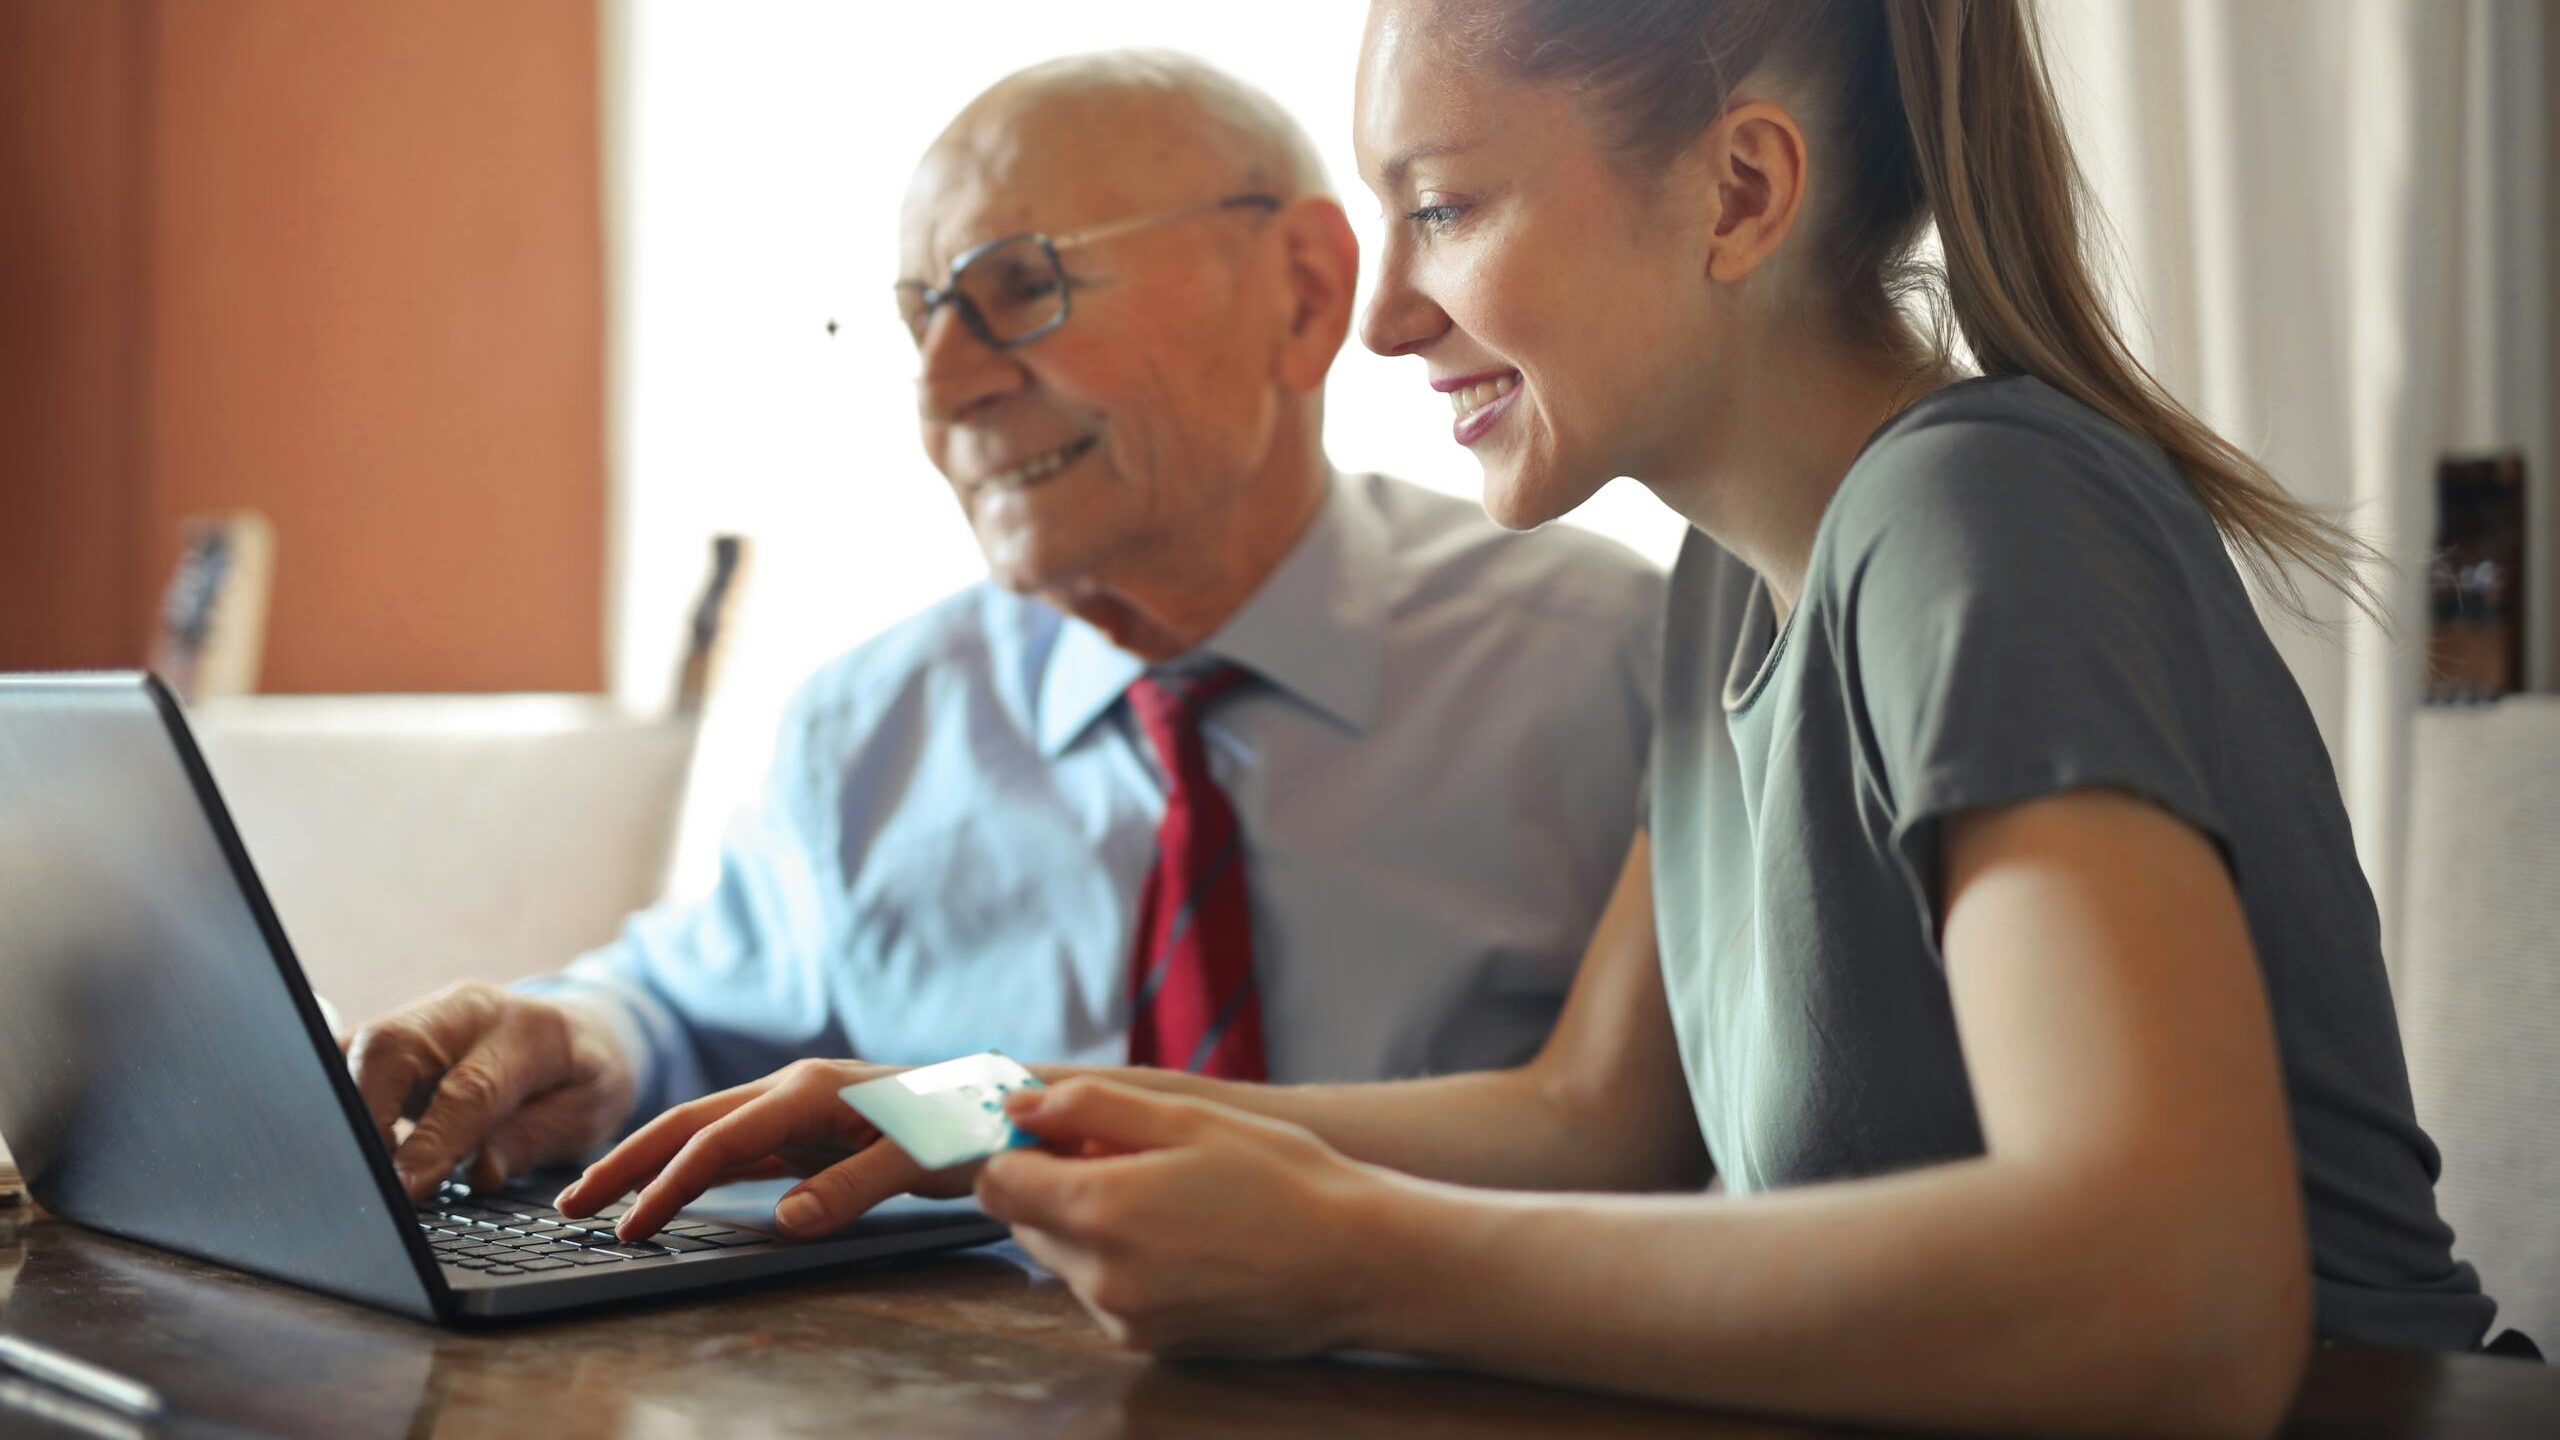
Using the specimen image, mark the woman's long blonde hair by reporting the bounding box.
[1452,0,2378,622]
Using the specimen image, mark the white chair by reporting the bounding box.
[187,695,697,1028]
[2398,696,2560,1350]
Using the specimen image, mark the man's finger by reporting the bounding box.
[1002,1077,1204,1155]
[471,1086,600,1191]
[345,1025,440,1151]
[770,1142,933,1239]
[389,1040,535,1200]
[344,990,501,1150]
[554,1082,765,1216]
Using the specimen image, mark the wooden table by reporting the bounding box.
[0,1215,2549,1439]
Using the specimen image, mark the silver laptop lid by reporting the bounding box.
[0,673,441,1319]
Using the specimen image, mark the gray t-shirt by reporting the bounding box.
[1650,375,2496,1351]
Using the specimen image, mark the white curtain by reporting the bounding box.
[2036,0,2553,971]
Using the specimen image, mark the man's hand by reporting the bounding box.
[341,982,636,1202]
[552,1058,971,1244]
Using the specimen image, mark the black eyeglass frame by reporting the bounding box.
[895,191,1284,351]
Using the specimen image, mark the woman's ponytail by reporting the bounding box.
[1880,0,2379,622]
[1471,0,2381,623]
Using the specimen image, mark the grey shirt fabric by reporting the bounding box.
[1650,375,2497,1351]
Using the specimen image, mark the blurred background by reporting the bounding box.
[3,0,2558,1241]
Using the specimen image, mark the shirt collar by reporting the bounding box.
[1035,472,1389,758]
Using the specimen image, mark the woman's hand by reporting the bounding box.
[553,1058,964,1242]
[976,1076,1395,1358]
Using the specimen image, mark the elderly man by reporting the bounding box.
[347,51,1660,1224]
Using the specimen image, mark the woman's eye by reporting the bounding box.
[1405,203,1465,232]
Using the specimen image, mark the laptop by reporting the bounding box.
[0,672,1007,1321]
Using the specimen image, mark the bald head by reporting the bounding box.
[897,50,1362,661]
[927,50,1329,212]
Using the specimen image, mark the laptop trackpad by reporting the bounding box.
[668,1178,992,1238]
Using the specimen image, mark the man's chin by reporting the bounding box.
[1011,579,1180,660]
[973,528,1085,599]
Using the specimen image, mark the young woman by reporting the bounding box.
[559,2,2512,1432]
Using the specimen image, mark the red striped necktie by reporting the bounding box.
[1123,663,1267,1081]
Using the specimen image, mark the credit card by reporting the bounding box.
[838,1050,1046,1171]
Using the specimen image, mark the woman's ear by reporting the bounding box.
[1698,99,1809,284]
[1272,197,1360,394]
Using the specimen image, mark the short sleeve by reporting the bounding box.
[1821,407,2231,947]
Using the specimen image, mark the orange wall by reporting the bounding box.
[0,0,605,693]
[0,1,151,670]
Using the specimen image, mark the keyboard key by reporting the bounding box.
[560,1250,624,1265]
[681,1228,770,1247]
[485,1265,526,1276]
[450,1258,494,1270]
[650,1234,719,1253]
[515,1257,575,1272]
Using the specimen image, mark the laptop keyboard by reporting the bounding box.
[416,1182,771,1277]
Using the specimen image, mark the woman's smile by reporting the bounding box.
[1433,368,1521,446]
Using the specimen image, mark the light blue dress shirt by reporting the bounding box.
[524,472,1663,1122]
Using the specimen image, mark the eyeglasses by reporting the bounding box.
[893,192,1283,350]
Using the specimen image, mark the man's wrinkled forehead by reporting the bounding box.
[900,88,1229,278]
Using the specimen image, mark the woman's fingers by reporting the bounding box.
[975,1145,1114,1236]
[1008,1221,1130,1339]
[771,1142,939,1238]
[555,1079,768,1215]
[617,1075,873,1240]
[704,1155,799,1185]
[1003,1076,1206,1156]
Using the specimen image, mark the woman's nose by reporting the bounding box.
[1359,244,1447,358]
